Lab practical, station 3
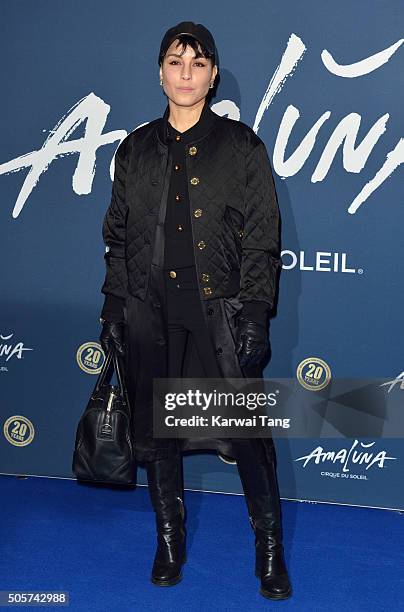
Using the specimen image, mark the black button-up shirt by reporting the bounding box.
[163,118,200,276]
[101,100,270,327]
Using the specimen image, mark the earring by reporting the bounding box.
[160,78,163,86]
[209,82,214,89]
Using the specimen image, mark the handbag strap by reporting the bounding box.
[93,348,114,395]
[92,348,130,407]
[112,352,129,405]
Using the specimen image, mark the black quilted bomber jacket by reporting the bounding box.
[100,105,281,313]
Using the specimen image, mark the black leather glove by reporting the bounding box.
[235,316,270,369]
[99,320,126,357]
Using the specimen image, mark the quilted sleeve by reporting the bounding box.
[238,138,281,309]
[100,138,129,302]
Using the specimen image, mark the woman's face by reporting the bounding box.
[160,38,218,107]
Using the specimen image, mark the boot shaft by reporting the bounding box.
[146,453,185,521]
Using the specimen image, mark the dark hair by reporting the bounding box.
[159,34,218,100]
[158,33,215,66]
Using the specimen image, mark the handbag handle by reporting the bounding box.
[92,348,129,407]
[112,351,129,401]
[93,348,114,394]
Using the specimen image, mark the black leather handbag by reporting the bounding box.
[72,348,137,485]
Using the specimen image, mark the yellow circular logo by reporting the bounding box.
[3,415,35,446]
[296,357,331,391]
[76,342,105,374]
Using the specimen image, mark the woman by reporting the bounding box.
[99,21,292,600]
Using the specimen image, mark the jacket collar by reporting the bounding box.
[156,98,217,146]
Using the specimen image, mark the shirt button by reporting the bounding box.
[203,287,212,295]
[174,164,180,171]
[177,224,183,232]
[175,194,181,202]
[175,135,181,141]
[216,346,223,356]
[189,146,197,156]
[197,240,206,250]
[201,273,210,282]
[207,307,214,316]
[169,270,177,278]
[194,209,202,217]
[190,177,199,185]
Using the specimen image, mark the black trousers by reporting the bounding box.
[165,266,222,378]
[163,266,279,498]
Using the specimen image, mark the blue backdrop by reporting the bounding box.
[1,0,403,510]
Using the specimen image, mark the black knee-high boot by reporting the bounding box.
[232,438,292,600]
[145,451,187,586]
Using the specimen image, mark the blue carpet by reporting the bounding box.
[0,474,402,611]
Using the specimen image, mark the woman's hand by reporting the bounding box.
[99,320,126,357]
[235,316,270,369]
